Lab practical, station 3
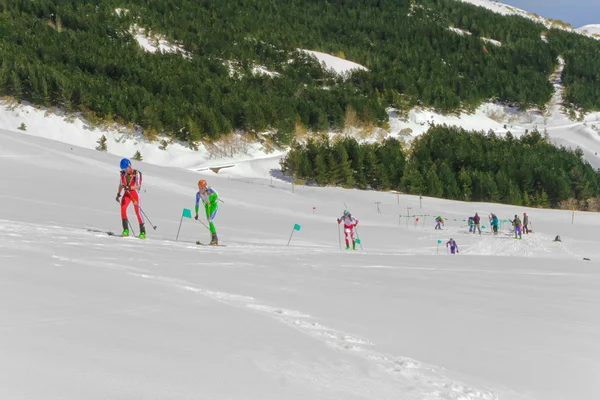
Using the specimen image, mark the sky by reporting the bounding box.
[504,0,599,27]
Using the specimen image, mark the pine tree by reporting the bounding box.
[523,191,531,207]
[133,150,143,161]
[438,162,460,199]
[539,189,551,208]
[313,151,330,185]
[401,165,426,195]
[186,119,203,143]
[426,164,444,198]
[458,168,472,201]
[297,151,312,179]
[344,138,367,189]
[364,145,383,189]
[9,71,22,98]
[97,135,107,151]
[331,141,354,187]
[508,183,523,205]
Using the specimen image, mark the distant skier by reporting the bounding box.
[434,216,444,230]
[337,210,359,250]
[446,238,459,254]
[490,213,499,235]
[510,214,522,240]
[195,179,219,245]
[473,212,481,234]
[115,158,145,238]
[522,212,530,234]
[468,216,475,233]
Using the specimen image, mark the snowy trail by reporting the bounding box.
[2,217,599,399]
[0,219,509,400]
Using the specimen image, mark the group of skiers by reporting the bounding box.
[442,211,532,254]
[465,212,530,239]
[116,158,534,250]
[116,157,363,249]
[467,213,482,234]
[116,158,220,245]
[509,212,530,240]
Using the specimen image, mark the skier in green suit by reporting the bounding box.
[195,179,219,245]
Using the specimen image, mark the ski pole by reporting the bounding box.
[354,225,364,251]
[338,222,341,249]
[139,207,157,230]
[196,217,210,231]
[116,195,137,236]
[126,217,137,236]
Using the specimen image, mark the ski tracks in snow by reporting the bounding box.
[0,219,529,399]
[455,230,579,260]
[131,272,502,400]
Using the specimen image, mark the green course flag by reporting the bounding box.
[176,208,193,241]
[288,224,301,245]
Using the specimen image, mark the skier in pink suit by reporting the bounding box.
[337,210,359,250]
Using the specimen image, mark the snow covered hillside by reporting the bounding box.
[301,50,369,76]
[5,88,600,173]
[577,24,600,37]
[459,0,599,40]
[389,54,600,170]
[1,128,599,400]
[0,99,284,171]
[459,0,548,23]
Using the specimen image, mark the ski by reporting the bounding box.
[87,229,135,238]
[106,231,140,238]
[196,241,226,247]
[107,231,128,237]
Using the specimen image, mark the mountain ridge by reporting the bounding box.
[460,0,599,39]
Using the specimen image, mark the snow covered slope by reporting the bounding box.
[459,1,599,41]
[1,128,599,400]
[301,49,369,75]
[0,99,281,170]
[387,54,600,170]
[458,0,578,32]
[459,0,548,23]
[577,24,600,37]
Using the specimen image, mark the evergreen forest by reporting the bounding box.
[280,126,600,209]
[1,0,600,144]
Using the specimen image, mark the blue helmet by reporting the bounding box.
[343,210,350,216]
[120,158,131,170]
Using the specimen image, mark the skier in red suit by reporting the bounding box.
[337,210,359,250]
[115,158,145,238]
